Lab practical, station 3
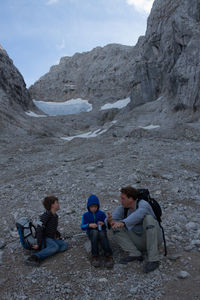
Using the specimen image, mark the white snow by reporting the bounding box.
[100,97,130,110]
[33,98,92,116]
[61,121,117,141]
[61,128,108,141]
[25,111,47,117]
[139,125,160,130]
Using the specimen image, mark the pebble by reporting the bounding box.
[177,270,191,279]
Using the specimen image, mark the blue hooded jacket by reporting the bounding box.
[81,194,107,233]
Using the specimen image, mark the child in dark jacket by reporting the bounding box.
[81,194,113,268]
[25,196,67,266]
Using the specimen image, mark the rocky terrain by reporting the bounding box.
[0,108,200,300]
[0,0,200,299]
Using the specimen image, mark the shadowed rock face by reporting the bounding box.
[130,0,200,110]
[0,46,31,109]
[0,46,33,131]
[29,0,200,111]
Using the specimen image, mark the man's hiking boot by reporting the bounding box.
[144,261,160,273]
[104,255,114,268]
[91,256,100,268]
[119,255,143,264]
[25,255,41,266]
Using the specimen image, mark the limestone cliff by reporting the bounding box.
[130,0,200,110]
[29,0,200,111]
[0,45,33,130]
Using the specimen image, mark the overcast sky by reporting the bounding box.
[0,0,154,87]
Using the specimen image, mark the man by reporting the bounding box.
[107,186,162,273]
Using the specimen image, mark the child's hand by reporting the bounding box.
[32,244,39,250]
[89,223,98,228]
[98,221,104,226]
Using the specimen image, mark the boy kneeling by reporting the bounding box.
[81,194,113,268]
[26,196,67,266]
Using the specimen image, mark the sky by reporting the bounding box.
[0,0,154,87]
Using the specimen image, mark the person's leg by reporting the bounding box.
[88,229,99,257]
[143,215,162,262]
[142,215,162,273]
[53,239,67,252]
[34,238,60,260]
[98,230,112,255]
[112,227,142,257]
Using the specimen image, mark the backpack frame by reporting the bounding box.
[16,217,37,250]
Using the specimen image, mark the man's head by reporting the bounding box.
[42,196,59,211]
[120,186,138,208]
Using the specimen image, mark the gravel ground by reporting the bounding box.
[0,113,200,300]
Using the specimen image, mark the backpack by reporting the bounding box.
[124,188,167,256]
[16,217,37,250]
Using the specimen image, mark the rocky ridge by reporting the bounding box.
[29,0,200,113]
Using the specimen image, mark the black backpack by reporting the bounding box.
[124,188,167,256]
[16,217,37,250]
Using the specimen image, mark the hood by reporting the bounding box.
[87,194,100,210]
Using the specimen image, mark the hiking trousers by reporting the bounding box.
[113,215,162,262]
[34,237,67,260]
[88,229,112,257]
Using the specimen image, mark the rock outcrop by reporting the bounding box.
[0,45,33,130]
[29,43,143,104]
[29,0,200,112]
[130,0,200,110]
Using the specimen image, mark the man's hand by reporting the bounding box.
[107,211,114,225]
[112,222,125,229]
[32,244,39,250]
[89,223,98,228]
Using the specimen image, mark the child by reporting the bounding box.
[25,196,67,266]
[81,194,113,268]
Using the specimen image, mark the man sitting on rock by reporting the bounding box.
[107,186,162,273]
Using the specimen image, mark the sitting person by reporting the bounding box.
[107,186,162,273]
[81,194,113,268]
[25,196,67,266]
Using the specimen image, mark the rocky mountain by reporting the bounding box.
[29,0,200,113]
[0,45,34,131]
[29,42,143,105]
[130,0,200,110]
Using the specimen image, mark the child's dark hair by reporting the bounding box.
[120,186,138,200]
[42,196,58,211]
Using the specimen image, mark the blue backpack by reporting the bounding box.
[16,217,37,250]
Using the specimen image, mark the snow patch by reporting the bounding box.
[25,111,47,117]
[61,121,117,141]
[61,128,108,141]
[101,97,130,110]
[33,98,92,116]
[139,125,160,130]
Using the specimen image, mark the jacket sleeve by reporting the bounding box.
[81,213,89,231]
[112,205,125,221]
[123,200,155,230]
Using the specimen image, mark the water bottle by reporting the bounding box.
[98,224,102,231]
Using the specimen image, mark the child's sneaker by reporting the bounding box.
[91,256,100,268]
[25,255,41,266]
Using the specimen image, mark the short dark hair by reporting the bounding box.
[120,186,138,200]
[42,196,58,211]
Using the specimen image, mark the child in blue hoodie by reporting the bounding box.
[81,194,113,268]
